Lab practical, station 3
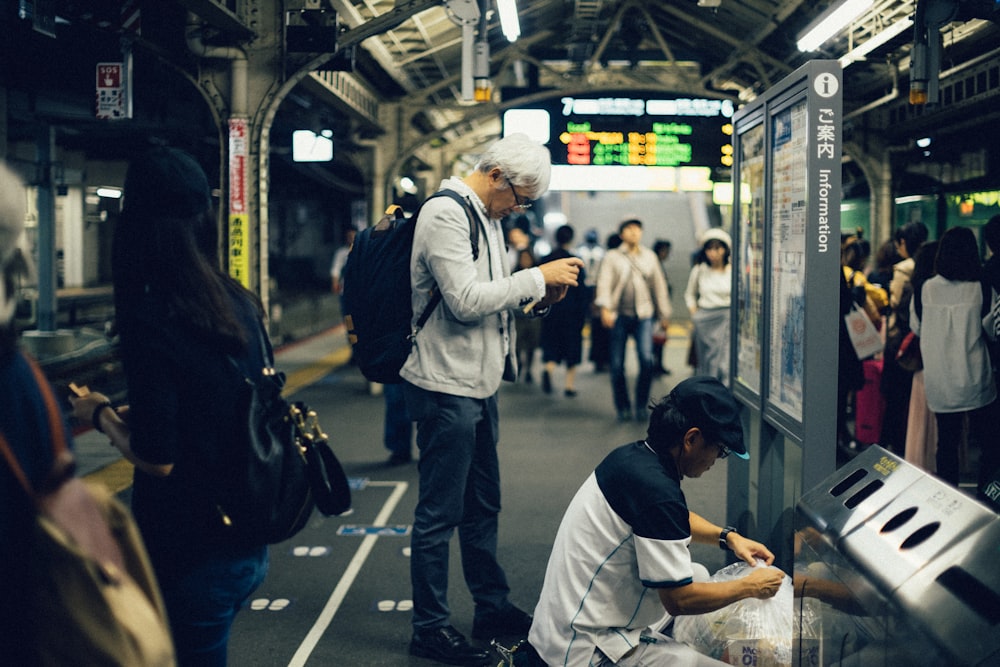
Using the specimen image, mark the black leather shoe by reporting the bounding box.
[409,625,491,666]
[471,605,533,640]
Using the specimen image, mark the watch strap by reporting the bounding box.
[719,526,737,550]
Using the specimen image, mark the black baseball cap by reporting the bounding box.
[618,218,642,234]
[670,376,748,459]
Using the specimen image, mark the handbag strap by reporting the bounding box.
[0,354,75,499]
[228,318,279,384]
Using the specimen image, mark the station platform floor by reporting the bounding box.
[74,323,742,666]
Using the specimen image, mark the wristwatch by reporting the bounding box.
[719,527,737,551]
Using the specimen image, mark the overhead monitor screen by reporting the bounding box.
[504,94,735,170]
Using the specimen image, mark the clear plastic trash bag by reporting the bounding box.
[672,561,793,667]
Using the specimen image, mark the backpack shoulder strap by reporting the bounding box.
[411,189,482,332]
[425,189,480,261]
[0,354,74,499]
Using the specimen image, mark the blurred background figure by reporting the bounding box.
[1,158,174,667]
[0,159,52,666]
[575,228,605,373]
[589,232,620,373]
[330,227,356,297]
[983,215,1000,395]
[540,225,589,397]
[509,222,542,384]
[684,228,732,386]
[904,240,939,473]
[331,227,356,362]
[652,239,673,377]
[383,382,414,466]
[880,222,929,453]
[867,237,898,294]
[596,219,671,422]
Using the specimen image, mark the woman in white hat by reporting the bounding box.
[684,228,732,385]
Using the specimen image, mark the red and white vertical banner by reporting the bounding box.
[95,62,125,119]
[228,118,250,286]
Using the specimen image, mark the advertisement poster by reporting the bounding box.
[767,101,807,420]
[735,123,765,395]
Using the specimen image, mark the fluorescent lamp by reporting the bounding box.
[839,17,913,67]
[96,187,122,199]
[497,0,521,42]
[797,0,873,52]
[292,129,333,162]
[502,108,551,144]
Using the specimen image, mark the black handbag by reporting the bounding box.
[218,329,351,545]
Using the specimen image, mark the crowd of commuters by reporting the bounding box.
[6,132,1000,667]
[834,219,1000,506]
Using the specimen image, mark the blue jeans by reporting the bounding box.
[402,382,511,630]
[609,315,655,415]
[383,382,413,457]
[158,546,268,667]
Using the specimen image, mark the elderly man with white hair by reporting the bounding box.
[401,133,584,666]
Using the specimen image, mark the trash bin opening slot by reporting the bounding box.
[843,479,884,509]
[830,469,868,498]
[936,566,1000,624]
[899,521,939,550]
[880,506,918,534]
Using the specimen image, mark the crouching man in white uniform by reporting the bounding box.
[525,377,785,666]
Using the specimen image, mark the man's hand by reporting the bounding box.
[538,285,569,307]
[731,534,775,566]
[742,567,785,600]
[537,257,583,288]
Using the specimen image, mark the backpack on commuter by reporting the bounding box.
[341,190,479,384]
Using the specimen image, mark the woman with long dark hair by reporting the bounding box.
[912,227,997,487]
[71,148,271,665]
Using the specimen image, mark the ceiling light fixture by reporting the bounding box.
[497,0,521,42]
[95,187,122,199]
[839,17,914,67]
[797,0,874,52]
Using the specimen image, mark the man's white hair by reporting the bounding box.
[0,162,31,324]
[475,133,552,198]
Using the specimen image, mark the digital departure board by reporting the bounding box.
[508,95,735,169]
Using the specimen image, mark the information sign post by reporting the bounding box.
[728,61,843,570]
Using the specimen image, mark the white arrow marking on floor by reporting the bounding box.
[288,480,409,666]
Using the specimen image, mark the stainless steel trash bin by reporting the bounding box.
[796,446,923,543]
[794,445,1000,666]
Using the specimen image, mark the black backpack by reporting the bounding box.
[341,189,479,384]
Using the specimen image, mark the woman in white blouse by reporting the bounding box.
[911,226,997,487]
[684,228,732,385]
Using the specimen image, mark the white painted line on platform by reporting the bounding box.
[288,480,409,667]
